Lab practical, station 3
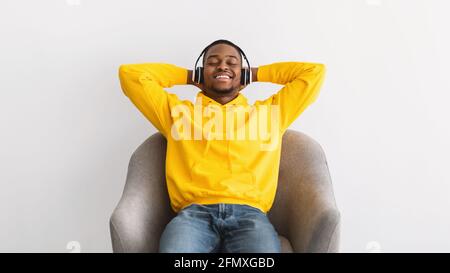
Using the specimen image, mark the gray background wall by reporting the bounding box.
[1,0,449,252]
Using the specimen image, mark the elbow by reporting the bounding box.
[316,63,327,78]
[317,63,326,73]
[299,62,326,76]
[118,64,129,80]
[118,65,131,97]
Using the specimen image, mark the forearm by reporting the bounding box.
[119,63,188,91]
[256,62,325,85]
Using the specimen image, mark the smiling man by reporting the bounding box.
[118,39,326,253]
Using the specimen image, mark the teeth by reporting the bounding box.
[215,75,230,79]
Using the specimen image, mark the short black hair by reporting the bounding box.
[202,39,243,67]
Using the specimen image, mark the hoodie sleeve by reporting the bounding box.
[257,62,326,132]
[118,63,188,137]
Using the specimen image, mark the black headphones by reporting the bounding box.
[192,40,252,87]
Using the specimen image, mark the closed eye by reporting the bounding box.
[208,62,238,66]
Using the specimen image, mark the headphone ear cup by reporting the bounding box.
[245,68,250,85]
[241,68,250,86]
[198,67,204,84]
[194,67,200,83]
[193,67,198,83]
[240,68,246,86]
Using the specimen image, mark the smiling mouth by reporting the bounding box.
[214,75,232,82]
[214,78,231,82]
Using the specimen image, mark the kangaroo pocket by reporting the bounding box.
[189,159,258,200]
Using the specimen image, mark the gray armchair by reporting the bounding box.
[110,129,340,253]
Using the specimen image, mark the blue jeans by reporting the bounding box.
[159,203,281,253]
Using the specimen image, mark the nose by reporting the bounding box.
[216,60,230,71]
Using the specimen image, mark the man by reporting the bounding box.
[118,39,326,253]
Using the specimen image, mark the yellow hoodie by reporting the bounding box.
[118,62,326,213]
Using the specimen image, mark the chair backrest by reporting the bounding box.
[110,129,340,252]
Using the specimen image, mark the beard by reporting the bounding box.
[208,80,239,94]
[210,85,235,94]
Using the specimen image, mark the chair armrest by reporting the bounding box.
[110,133,175,252]
[271,130,340,253]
